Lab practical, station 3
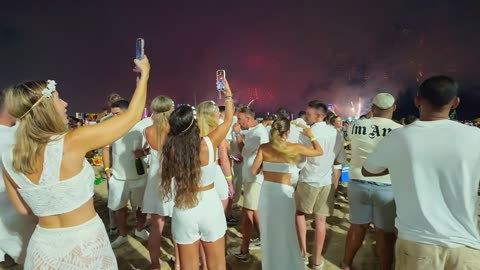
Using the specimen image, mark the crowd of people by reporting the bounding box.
[0,55,479,270]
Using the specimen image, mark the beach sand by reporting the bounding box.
[93,181,377,270]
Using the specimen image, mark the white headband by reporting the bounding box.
[19,80,57,119]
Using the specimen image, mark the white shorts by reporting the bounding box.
[172,189,227,245]
[108,177,146,211]
[243,181,262,211]
[214,165,229,201]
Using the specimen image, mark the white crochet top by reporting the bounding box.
[1,135,94,217]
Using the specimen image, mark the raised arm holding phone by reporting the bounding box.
[1,48,150,269]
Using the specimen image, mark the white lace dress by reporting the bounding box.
[1,136,118,270]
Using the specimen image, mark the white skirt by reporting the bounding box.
[259,181,304,270]
[142,152,174,217]
[24,214,117,270]
[214,165,229,201]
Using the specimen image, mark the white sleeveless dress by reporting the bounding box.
[1,136,117,270]
[259,162,304,270]
[142,147,175,217]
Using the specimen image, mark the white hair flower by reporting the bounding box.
[41,80,57,97]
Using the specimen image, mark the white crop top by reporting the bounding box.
[263,161,296,174]
[200,137,217,187]
[1,135,95,217]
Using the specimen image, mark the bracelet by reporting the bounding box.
[225,175,233,181]
[225,95,232,98]
[225,97,233,102]
[104,167,111,172]
[310,137,317,142]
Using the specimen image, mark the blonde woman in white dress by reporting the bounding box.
[142,95,181,269]
[1,56,150,269]
[251,118,323,270]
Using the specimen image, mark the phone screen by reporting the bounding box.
[136,38,144,60]
[216,70,226,91]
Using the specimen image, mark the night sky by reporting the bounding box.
[1,0,479,119]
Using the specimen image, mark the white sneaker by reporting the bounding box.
[111,235,129,249]
[312,260,325,270]
[303,256,309,265]
[134,229,149,241]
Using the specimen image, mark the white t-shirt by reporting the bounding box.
[299,122,338,187]
[287,124,302,144]
[227,116,240,154]
[241,124,269,183]
[0,123,36,263]
[346,117,402,184]
[0,125,17,193]
[364,120,480,249]
[111,120,148,180]
[295,118,307,126]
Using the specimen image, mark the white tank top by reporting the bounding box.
[1,135,95,217]
[200,137,216,187]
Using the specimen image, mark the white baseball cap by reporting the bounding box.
[373,93,395,109]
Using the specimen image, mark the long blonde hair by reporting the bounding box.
[5,81,68,174]
[197,101,219,137]
[150,96,174,153]
[270,118,297,164]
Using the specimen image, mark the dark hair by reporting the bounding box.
[0,90,5,113]
[419,76,458,107]
[238,106,255,118]
[404,115,417,125]
[235,104,247,112]
[307,100,327,115]
[107,93,122,105]
[218,106,225,113]
[359,114,368,119]
[298,111,306,117]
[263,115,275,121]
[161,105,201,209]
[111,100,129,110]
[276,107,290,119]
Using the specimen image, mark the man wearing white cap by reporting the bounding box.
[342,93,402,270]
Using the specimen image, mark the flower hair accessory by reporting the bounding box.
[41,80,56,97]
[19,80,57,119]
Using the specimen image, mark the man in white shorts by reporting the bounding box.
[342,93,402,270]
[100,93,123,235]
[295,100,338,269]
[104,100,150,248]
[363,76,480,269]
[0,91,36,267]
[233,106,269,261]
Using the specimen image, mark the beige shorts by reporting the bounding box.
[243,181,262,211]
[295,182,334,216]
[395,238,480,270]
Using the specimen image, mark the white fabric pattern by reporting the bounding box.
[1,136,94,217]
[25,215,117,269]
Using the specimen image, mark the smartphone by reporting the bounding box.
[136,38,145,60]
[216,70,226,91]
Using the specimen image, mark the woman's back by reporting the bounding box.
[2,135,96,228]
